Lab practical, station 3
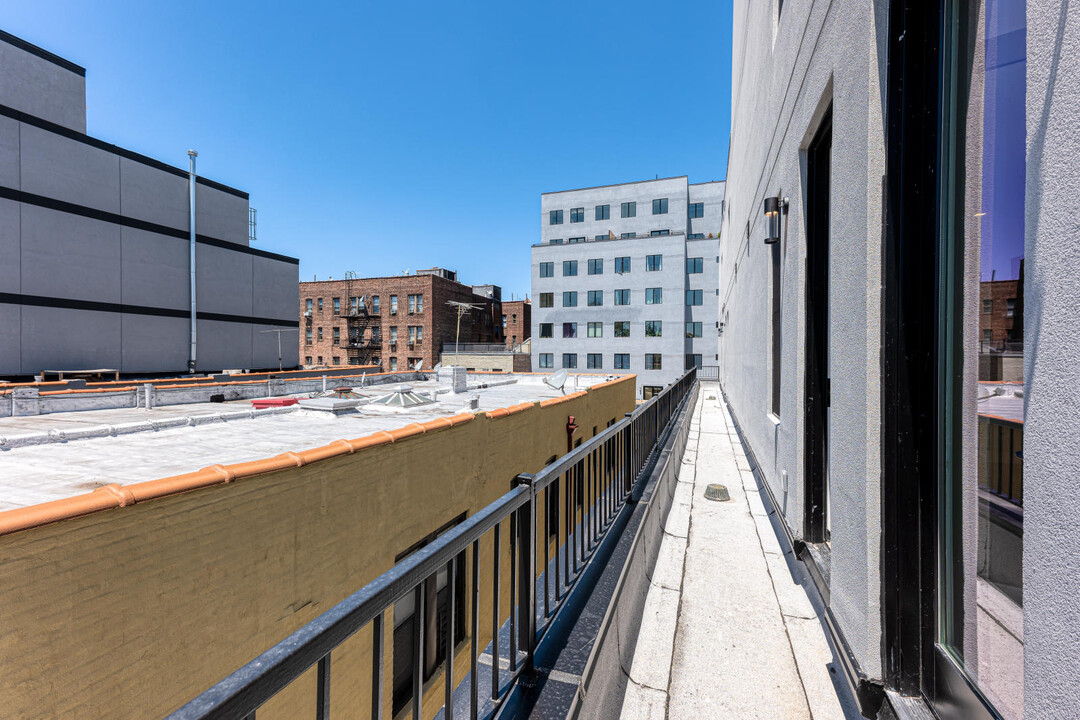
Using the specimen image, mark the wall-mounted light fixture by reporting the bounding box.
[763,196,788,244]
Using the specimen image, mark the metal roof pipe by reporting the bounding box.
[187,150,198,373]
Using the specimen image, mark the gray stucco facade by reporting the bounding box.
[0,30,299,377]
[720,1,1079,718]
[532,177,722,399]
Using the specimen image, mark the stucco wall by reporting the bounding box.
[721,0,887,678]
[1023,2,1080,717]
[0,378,635,719]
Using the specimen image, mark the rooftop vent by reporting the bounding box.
[368,385,435,408]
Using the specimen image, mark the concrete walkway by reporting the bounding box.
[620,383,861,719]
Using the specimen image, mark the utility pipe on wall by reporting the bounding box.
[187,149,198,373]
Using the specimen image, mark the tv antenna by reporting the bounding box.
[259,327,300,372]
[446,301,484,356]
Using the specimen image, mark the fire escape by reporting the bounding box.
[345,297,381,367]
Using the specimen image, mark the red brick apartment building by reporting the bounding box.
[502,299,531,351]
[299,268,503,371]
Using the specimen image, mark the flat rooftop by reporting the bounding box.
[0,373,618,512]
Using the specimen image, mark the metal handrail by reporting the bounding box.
[167,368,698,720]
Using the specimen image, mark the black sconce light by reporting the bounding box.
[763,196,788,244]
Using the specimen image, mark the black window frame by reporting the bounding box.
[652,198,668,215]
[620,201,636,218]
[563,260,578,276]
[562,353,578,369]
[538,293,553,308]
[687,257,704,274]
[614,321,630,338]
[646,254,663,271]
[539,322,553,338]
[614,256,631,273]
[587,258,604,275]
[595,204,610,221]
[539,262,554,278]
[570,207,584,223]
[562,291,578,308]
[549,209,563,225]
[688,202,704,218]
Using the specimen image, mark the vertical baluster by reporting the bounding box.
[554,476,562,601]
[372,612,384,720]
[316,653,330,720]
[445,558,455,720]
[412,585,424,720]
[577,460,585,564]
[491,523,500,701]
[564,469,572,583]
[584,453,592,552]
[509,512,518,673]
[543,485,550,618]
[470,540,479,720]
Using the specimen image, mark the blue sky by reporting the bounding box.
[6,1,733,299]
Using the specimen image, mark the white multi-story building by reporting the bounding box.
[531,177,722,399]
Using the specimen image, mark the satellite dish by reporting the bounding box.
[544,369,569,395]
[413,359,423,371]
[433,362,442,372]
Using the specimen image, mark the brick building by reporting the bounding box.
[502,299,532,350]
[299,268,503,371]
[979,275,1024,348]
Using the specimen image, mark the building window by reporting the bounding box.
[540,262,554,278]
[645,288,662,304]
[563,260,578,276]
[389,357,398,371]
[614,321,630,338]
[687,257,704,274]
[649,229,670,237]
[570,207,584,223]
[332,327,341,345]
[688,233,705,239]
[982,298,993,314]
[562,322,577,339]
[644,354,662,370]
[614,353,630,369]
[549,238,564,245]
[333,356,341,365]
[620,232,637,239]
[587,290,603,306]
[621,201,636,218]
[686,354,702,369]
[568,237,586,244]
[587,322,603,338]
[305,298,313,313]
[550,209,564,225]
[539,293,554,308]
[595,204,610,221]
[408,294,423,314]
[539,353,553,369]
[563,291,578,307]
[317,355,323,365]
[501,314,507,329]
[317,327,324,341]
[562,353,578,369]
[686,322,702,338]
[372,295,380,313]
[332,297,341,315]
[982,328,992,343]
[390,295,398,314]
[587,258,603,275]
[642,386,662,399]
[595,235,607,241]
[305,328,313,344]
[646,254,663,271]
[652,198,668,215]
[1006,298,1016,317]
[317,298,323,311]
[688,202,704,218]
[615,256,631,274]
[614,289,630,305]
[645,320,662,337]
[587,353,602,369]
[539,323,553,338]
[305,355,312,365]
[389,326,398,344]
[686,289,703,306]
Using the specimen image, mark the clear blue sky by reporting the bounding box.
[6,1,733,300]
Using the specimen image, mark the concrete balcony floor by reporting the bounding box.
[621,384,862,719]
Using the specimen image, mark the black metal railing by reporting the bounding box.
[698,365,719,380]
[167,369,698,720]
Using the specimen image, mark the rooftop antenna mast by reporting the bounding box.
[446,301,484,356]
[260,328,299,372]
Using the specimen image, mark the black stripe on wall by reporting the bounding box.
[0,292,300,327]
[0,30,86,76]
[0,103,247,199]
[0,185,299,265]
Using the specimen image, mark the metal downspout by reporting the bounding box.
[187,150,198,372]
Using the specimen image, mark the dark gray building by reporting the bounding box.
[0,30,299,377]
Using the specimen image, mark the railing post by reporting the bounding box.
[623,413,634,497]
[514,473,536,672]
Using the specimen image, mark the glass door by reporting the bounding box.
[936,0,1026,716]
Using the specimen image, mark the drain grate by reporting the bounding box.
[704,484,731,502]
